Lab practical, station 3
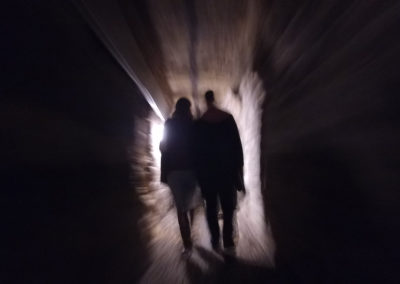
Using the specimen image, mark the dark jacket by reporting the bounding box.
[160,117,195,183]
[195,113,243,186]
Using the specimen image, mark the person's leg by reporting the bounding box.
[168,172,193,250]
[185,171,198,226]
[220,187,237,248]
[177,209,192,249]
[189,209,195,225]
[204,191,220,249]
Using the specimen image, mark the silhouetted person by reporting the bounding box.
[195,90,244,252]
[160,98,201,256]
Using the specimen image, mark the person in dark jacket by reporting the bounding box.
[160,98,201,256]
[195,90,245,252]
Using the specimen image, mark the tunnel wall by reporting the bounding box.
[257,1,400,282]
[2,1,151,283]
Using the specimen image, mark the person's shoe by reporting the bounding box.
[223,246,237,264]
[211,241,222,254]
[223,246,236,256]
[181,247,192,259]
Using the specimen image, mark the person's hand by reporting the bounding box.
[237,187,246,206]
[236,167,246,193]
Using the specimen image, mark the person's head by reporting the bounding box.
[205,90,215,107]
[173,97,192,120]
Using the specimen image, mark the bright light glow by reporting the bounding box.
[150,121,164,164]
[151,123,165,150]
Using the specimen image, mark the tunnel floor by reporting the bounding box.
[139,204,276,283]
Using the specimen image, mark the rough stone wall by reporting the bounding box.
[256,1,400,282]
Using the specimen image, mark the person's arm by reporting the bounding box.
[229,115,243,167]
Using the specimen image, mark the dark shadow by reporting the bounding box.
[2,1,151,283]
[186,246,279,284]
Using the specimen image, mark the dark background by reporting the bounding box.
[2,1,150,282]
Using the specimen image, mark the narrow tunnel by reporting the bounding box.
[3,0,400,283]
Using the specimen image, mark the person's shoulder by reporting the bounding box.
[219,109,231,117]
[164,118,173,126]
[165,118,180,130]
[166,117,182,124]
[226,113,235,122]
[216,110,232,124]
[210,107,230,117]
[226,113,235,121]
[200,108,231,123]
[198,111,209,122]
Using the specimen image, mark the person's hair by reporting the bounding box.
[173,97,192,120]
[205,90,215,103]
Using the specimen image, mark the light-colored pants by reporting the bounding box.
[167,170,201,212]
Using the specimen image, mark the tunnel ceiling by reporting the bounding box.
[78,0,265,117]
